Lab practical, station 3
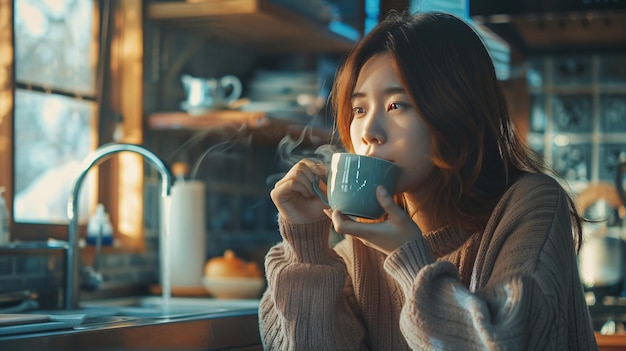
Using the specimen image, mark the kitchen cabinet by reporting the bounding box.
[145,0,358,136]
[142,1,354,269]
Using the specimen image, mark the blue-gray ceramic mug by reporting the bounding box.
[313,153,401,220]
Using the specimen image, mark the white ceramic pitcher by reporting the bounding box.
[181,74,242,114]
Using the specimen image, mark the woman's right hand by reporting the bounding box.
[270,159,329,223]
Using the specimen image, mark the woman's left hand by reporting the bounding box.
[323,186,423,255]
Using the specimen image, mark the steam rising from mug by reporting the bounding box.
[277,137,341,168]
[264,123,345,186]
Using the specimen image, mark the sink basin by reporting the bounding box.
[81,296,260,318]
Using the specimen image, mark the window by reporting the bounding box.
[526,54,626,193]
[14,0,99,225]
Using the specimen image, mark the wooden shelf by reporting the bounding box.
[147,110,333,145]
[147,0,358,53]
[595,332,626,350]
[148,110,269,130]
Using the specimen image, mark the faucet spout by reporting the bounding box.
[65,143,172,309]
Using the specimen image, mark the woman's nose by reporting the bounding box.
[361,113,386,145]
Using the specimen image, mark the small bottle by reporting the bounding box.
[86,203,113,246]
[0,187,10,245]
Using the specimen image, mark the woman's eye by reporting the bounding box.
[352,107,365,116]
[387,102,405,111]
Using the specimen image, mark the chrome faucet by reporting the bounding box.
[65,143,173,309]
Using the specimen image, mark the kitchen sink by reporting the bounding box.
[80,296,260,319]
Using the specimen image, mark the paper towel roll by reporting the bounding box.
[168,180,206,288]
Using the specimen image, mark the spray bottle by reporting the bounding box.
[87,203,113,246]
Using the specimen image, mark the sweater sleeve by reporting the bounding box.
[258,216,368,351]
[383,174,598,350]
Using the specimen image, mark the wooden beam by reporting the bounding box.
[0,0,14,238]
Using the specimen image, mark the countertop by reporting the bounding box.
[0,299,262,351]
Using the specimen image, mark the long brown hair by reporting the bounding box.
[331,11,583,248]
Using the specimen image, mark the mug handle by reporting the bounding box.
[220,75,242,102]
[311,175,330,206]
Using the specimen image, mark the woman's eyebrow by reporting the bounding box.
[383,86,406,96]
[351,91,365,100]
[351,86,406,100]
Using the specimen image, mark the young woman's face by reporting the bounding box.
[350,53,434,193]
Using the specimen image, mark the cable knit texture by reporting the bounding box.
[259,173,598,350]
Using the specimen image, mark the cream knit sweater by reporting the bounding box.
[259,173,598,350]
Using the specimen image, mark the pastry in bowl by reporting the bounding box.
[203,250,265,299]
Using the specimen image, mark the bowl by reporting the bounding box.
[202,276,265,299]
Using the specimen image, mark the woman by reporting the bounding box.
[259,11,598,350]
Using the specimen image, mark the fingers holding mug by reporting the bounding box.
[274,159,325,195]
[270,159,330,223]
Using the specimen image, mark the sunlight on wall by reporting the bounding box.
[117,153,143,238]
[112,0,144,249]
